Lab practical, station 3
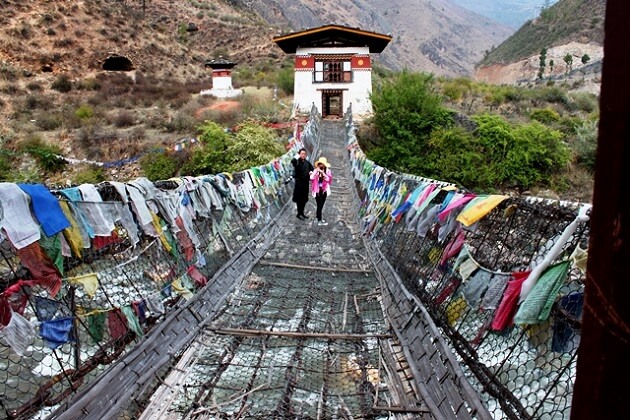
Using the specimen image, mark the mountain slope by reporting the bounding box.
[0,0,279,84]
[0,0,513,89]
[473,0,605,91]
[479,0,605,66]
[233,0,514,76]
[452,0,559,29]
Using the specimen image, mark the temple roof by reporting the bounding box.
[204,56,236,69]
[273,24,392,54]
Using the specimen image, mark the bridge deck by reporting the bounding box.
[137,120,427,418]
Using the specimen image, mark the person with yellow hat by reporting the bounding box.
[310,156,333,226]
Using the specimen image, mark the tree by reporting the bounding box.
[581,54,591,65]
[538,48,547,79]
[549,59,555,75]
[184,120,285,175]
[370,71,452,173]
[563,54,573,74]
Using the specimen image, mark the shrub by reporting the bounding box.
[20,136,67,173]
[128,126,146,141]
[139,150,178,181]
[26,81,43,91]
[0,61,20,81]
[35,112,64,131]
[51,74,72,92]
[568,92,598,113]
[241,94,279,122]
[164,111,197,133]
[0,151,13,181]
[113,111,135,127]
[572,119,598,172]
[71,165,106,184]
[275,65,294,95]
[501,122,570,187]
[530,107,560,124]
[76,77,101,91]
[370,71,452,171]
[534,86,568,105]
[183,121,232,175]
[228,120,286,170]
[75,104,94,119]
[424,127,493,189]
[0,83,21,95]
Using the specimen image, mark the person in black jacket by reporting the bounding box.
[291,148,314,219]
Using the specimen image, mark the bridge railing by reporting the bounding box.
[343,106,588,420]
[0,111,323,420]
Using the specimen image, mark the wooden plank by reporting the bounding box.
[212,327,392,340]
[258,260,372,273]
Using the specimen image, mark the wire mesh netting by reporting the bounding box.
[0,108,321,419]
[346,112,589,420]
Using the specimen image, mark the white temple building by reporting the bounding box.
[273,25,392,119]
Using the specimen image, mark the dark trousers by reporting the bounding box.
[315,192,327,221]
[296,199,307,216]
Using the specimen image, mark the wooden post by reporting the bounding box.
[571,1,630,418]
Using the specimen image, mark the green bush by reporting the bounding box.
[228,120,286,170]
[275,65,294,95]
[71,165,106,184]
[568,92,598,113]
[75,104,94,119]
[424,127,494,189]
[370,71,452,171]
[183,120,285,175]
[441,78,474,102]
[532,86,568,105]
[472,114,515,164]
[139,150,178,181]
[183,120,232,175]
[530,107,560,124]
[502,121,570,187]
[21,136,67,173]
[572,119,598,172]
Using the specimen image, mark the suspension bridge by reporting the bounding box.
[0,108,591,419]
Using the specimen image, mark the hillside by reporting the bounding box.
[473,0,605,91]
[453,0,559,29]
[0,0,279,93]
[479,0,605,66]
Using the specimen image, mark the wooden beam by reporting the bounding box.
[211,327,392,340]
[571,1,630,419]
[258,260,372,273]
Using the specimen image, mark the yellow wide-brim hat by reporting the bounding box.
[314,157,331,168]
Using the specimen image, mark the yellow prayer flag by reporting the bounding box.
[456,195,508,226]
[172,278,194,300]
[67,273,99,298]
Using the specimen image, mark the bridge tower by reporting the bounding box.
[273,25,392,119]
[200,56,242,98]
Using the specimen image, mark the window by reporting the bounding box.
[313,60,352,83]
